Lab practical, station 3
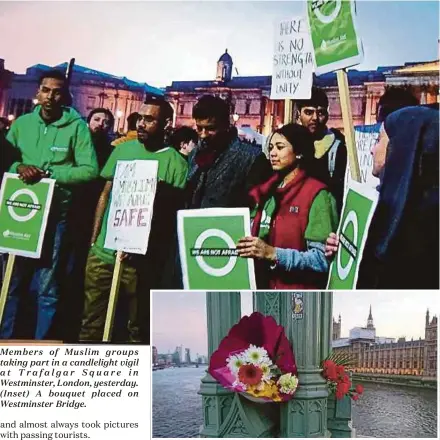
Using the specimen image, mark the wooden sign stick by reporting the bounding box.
[284,99,293,124]
[0,254,16,327]
[102,251,124,342]
[336,69,361,183]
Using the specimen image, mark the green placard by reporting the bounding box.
[327,180,378,289]
[0,173,55,258]
[177,208,256,289]
[307,0,363,75]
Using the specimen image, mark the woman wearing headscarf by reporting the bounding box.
[326,106,439,289]
[358,106,439,289]
[237,123,339,289]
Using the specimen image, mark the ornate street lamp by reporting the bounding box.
[232,113,240,126]
[7,114,15,122]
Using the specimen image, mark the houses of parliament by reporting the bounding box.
[332,307,437,377]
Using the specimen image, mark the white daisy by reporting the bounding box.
[261,364,273,383]
[226,354,245,374]
[243,345,272,367]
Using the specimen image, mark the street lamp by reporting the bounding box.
[232,113,240,126]
[32,99,38,105]
[7,114,15,122]
[115,109,124,133]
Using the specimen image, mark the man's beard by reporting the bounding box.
[91,129,110,143]
[138,130,163,150]
[199,131,229,151]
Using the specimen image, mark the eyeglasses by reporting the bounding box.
[138,115,159,124]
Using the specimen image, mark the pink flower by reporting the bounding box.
[355,384,364,395]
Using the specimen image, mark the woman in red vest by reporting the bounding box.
[237,123,338,289]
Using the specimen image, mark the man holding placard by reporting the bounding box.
[0,69,98,340]
[80,96,188,343]
[296,87,347,214]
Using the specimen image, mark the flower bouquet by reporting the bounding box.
[322,359,364,401]
[208,312,298,403]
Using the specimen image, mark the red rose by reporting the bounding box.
[323,361,338,381]
[342,374,351,387]
[355,384,364,394]
[335,365,345,378]
[351,394,359,401]
[337,381,350,396]
[323,360,336,369]
[238,364,263,386]
[335,388,345,400]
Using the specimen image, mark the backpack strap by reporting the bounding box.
[328,138,341,178]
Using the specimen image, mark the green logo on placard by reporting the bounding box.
[191,228,239,277]
[0,175,53,257]
[181,214,254,290]
[6,188,42,222]
[312,0,342,24]
[328,186,377,289]
[307,0,362,73]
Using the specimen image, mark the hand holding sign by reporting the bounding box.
[17,164,47,184]
[236,236,276,261]
[324,232,339,258]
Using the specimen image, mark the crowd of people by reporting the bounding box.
[0,69,438,342]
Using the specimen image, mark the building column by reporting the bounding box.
[199,292,241,437]
[420,86,427,105]
[254,292,331,437]
[280,292,331,437]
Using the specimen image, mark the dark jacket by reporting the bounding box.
[0,133,22,183]
[187,137,272,209]
[357,106,439,289]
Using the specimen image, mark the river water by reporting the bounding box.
[153,367,437,438]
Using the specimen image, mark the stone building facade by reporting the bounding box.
[0,60,163,133]
[332,314,341,341]
[332,307,437,377]
[166,50,439,136]
[0,59,14,118]
[424,310,438,377]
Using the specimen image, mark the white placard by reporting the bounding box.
[345,124,381,193]
[104,160,158,255]
[270,16,314,100]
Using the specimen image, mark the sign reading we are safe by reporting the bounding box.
[0,173,55,258]
[177,208,256,290]
[104,160,158,255]
[327,180,378,289]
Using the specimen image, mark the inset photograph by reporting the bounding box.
[152,290,438,438]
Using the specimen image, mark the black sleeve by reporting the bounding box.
[333,141,347,215]
[246,153,272,192]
